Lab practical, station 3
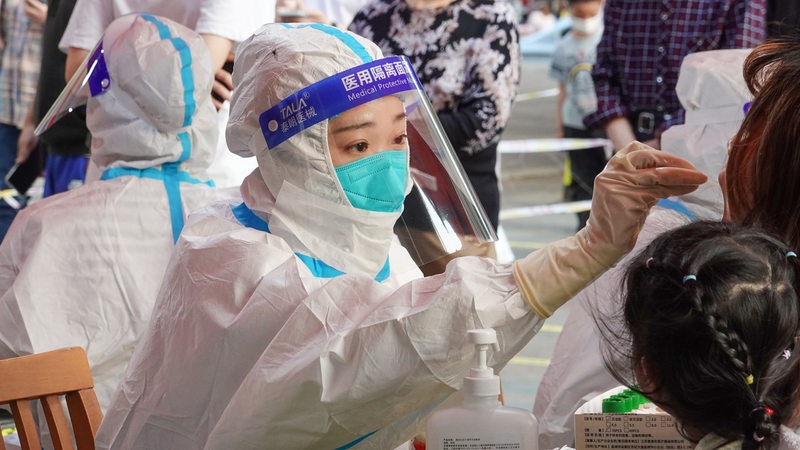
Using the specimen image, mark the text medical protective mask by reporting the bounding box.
[258,50,496,265]
[571,14,602,35]
[335,150,409,213]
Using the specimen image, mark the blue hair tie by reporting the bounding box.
[787,251,797,258]
[682,274,697,283]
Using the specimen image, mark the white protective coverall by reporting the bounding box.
[0,14,236,411]
[95,24,707,450]
[532,48,753,450]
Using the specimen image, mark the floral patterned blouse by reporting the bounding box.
[349,0,519,227]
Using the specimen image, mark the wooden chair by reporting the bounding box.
[0,347,103,450]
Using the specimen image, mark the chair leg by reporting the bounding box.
[10,400,41,450]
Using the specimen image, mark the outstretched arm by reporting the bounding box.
[514,141,707,317]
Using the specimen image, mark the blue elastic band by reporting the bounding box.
[230,202,390,281]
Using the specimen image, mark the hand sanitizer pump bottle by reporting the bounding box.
[426,328,538,450]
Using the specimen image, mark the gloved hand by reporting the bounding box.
[513,141,708,317]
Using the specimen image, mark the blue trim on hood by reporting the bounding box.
[100,165,214,243]
[277,23,373,64]
[334,430,379,450]
[116,14,203,243]
[140,14,196,128]
[657,198,697,221]
[230,202,390,281]
[306,23,373,64]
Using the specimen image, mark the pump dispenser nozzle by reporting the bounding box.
[463,329,501,397]
[426,328,539,450]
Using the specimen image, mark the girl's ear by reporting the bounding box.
[634,356,655,391]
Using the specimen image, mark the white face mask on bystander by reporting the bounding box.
[571,13,602,35]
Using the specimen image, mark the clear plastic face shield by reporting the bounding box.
[259,55,496,265]
[35,40,110,136]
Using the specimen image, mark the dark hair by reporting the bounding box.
[601,221,800,449]
[726,36,800,248]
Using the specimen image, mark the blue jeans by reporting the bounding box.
[43,153,88,198]
[0,124,20,189]
[0,124,23,242]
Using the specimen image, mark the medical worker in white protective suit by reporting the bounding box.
[533,48,753,450]
[0,14,235,411]
[96,23,707,450]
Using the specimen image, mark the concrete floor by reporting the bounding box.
[495,55,578,411]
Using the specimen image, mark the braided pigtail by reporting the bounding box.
[685,274,753,385]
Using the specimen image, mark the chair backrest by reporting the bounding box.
[0,347,103,450]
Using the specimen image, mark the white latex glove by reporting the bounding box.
[513,141,708,317]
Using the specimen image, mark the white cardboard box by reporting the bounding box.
[574,386,693,450]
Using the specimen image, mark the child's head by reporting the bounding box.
[603,221,800,448]
[567,0,603,36]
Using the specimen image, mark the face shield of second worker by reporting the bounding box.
[236,26,495,273]
[35,13,218,177]
[659,48,752,220]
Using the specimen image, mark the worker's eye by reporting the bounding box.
[346,141,369,153]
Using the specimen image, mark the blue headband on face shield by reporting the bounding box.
[87,43,111,97]
[258,55,423,149]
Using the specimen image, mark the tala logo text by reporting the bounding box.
[280,97,307,120]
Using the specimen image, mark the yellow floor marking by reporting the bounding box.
[506,323,562,366]
[509,356,551,367]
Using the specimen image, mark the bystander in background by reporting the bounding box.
[549,0,605,230]
[518,0,556,36]
[0,0,46,239]
[584,0,765,151]
[17,0,89,200]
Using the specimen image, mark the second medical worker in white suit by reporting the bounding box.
[533,48,754,450]
[96,23,707,449]
[0,14,235,411]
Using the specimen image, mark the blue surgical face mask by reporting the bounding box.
[335,150,409,213]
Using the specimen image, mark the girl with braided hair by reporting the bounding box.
[602,220,800,450]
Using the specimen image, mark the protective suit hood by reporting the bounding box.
[661,48,752,220]
[227,24,384,200]
[86,14,217,176]
[227,24,402,276]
